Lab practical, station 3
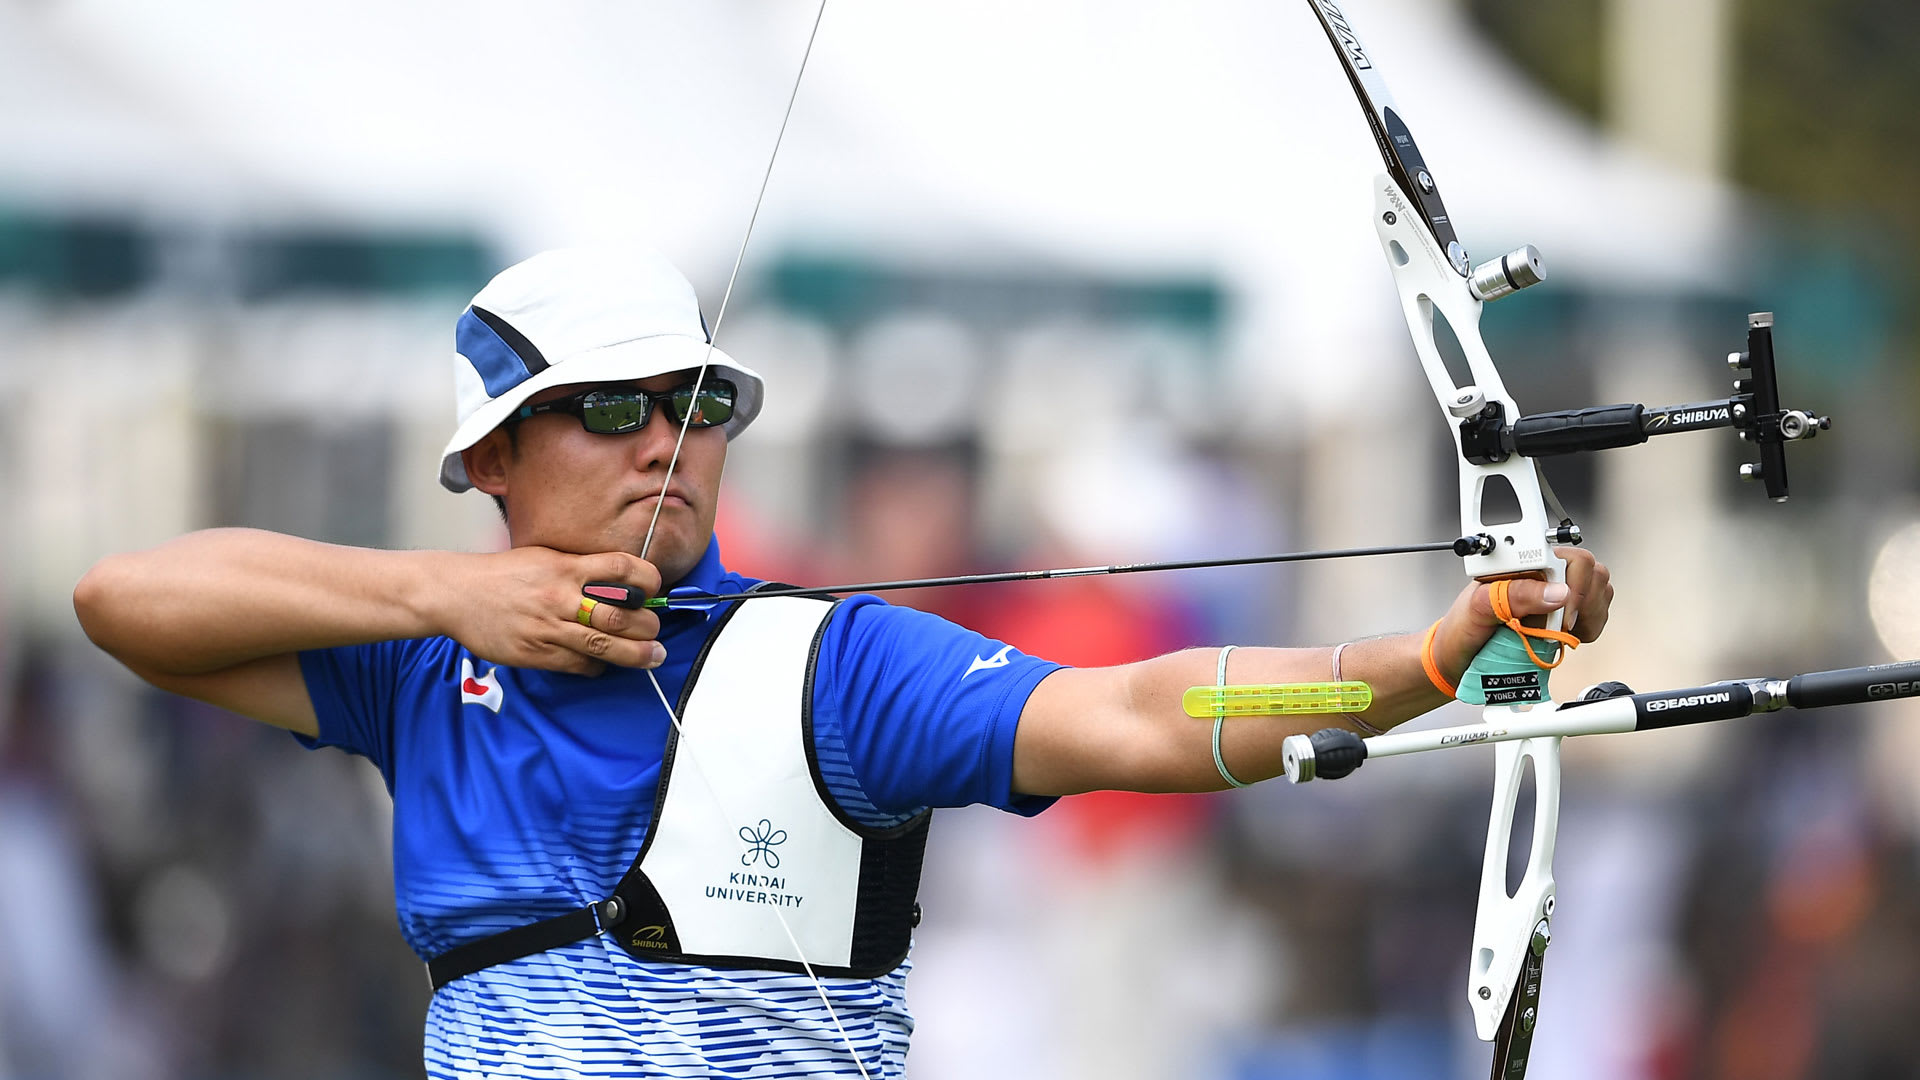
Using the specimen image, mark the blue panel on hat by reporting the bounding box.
[455,307,534,398]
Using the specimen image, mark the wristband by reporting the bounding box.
[1421,620,1458,699]
[1331,641,1384,735]
[1211,646,1252,789]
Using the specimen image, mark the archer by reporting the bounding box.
[73,245,1614,1078]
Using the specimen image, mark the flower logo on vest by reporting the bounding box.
[739,819,787,868]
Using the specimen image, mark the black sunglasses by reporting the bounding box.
[510,379,737,435]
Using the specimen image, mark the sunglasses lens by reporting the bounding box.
[579,393,648,433]
[670,380,736,427]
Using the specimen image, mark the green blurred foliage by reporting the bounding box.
[1733,0,1920,223]
[1465,0,1920,335]
[1462,0,1606,121]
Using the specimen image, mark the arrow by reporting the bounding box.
[580,537,1479,611]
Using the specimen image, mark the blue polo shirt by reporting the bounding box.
[296,540,1060,1078]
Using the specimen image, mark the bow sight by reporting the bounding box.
[1448,307,1830,504]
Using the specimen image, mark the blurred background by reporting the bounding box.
[3,0,1919,1076]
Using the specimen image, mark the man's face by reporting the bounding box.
[463,370,728,586]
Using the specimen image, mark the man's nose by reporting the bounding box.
[628,402,685,468]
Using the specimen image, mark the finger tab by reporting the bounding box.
[584,582,642,606]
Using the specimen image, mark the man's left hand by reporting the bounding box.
[1428,546,1613,689]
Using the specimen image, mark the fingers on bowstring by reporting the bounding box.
[583,551,662,600]
[534,639,608,678]
[569,621,666,671]
[577,593,662,642]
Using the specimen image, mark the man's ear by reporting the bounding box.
[462,429,513,497]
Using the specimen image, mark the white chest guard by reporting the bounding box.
[614,593,929,974]
[426,590,929,991]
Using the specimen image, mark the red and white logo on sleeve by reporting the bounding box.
[460,657,504,713]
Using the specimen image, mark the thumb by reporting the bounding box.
[1485,578,1573,632]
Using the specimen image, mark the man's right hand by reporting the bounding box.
[444,548,666,676]
[74,529,672,737]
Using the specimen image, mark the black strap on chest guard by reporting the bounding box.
[426,587,930,992]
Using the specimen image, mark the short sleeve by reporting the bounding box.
[811,597,1063,819]
[295,638,432,784]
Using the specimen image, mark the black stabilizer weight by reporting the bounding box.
[1788,660,1920,709]
[1309,728,1368,780]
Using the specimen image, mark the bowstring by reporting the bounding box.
[632,4,874,1078]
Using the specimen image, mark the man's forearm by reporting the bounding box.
[1332,633,1459,731]
[74,528,454,676]
[1017,559,1606,797]
[1124,635,1454,791]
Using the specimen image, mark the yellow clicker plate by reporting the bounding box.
[1182,681,1373,718]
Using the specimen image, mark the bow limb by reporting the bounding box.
[1307,2,1570,1073]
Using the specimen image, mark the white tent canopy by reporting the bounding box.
[34,0,1735,285]
[0,1,281,218]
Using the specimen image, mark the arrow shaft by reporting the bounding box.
[639,538,1467,608]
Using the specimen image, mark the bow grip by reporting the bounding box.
[1458,626,1561,706]
[1457,564,1569,707]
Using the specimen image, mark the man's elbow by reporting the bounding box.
[74,558,115,642]
[73,555,145,663]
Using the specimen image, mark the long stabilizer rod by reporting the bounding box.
[1285,659,1920,782]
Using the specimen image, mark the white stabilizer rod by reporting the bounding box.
[1362,697,1638,760]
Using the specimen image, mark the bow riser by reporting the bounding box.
[1371,176,1568,594]
[1372,167,1569,1063]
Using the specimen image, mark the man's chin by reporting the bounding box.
[619,501,691,542]
[621,526,710,585]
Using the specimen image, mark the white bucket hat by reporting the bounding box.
[438,246,764,492]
